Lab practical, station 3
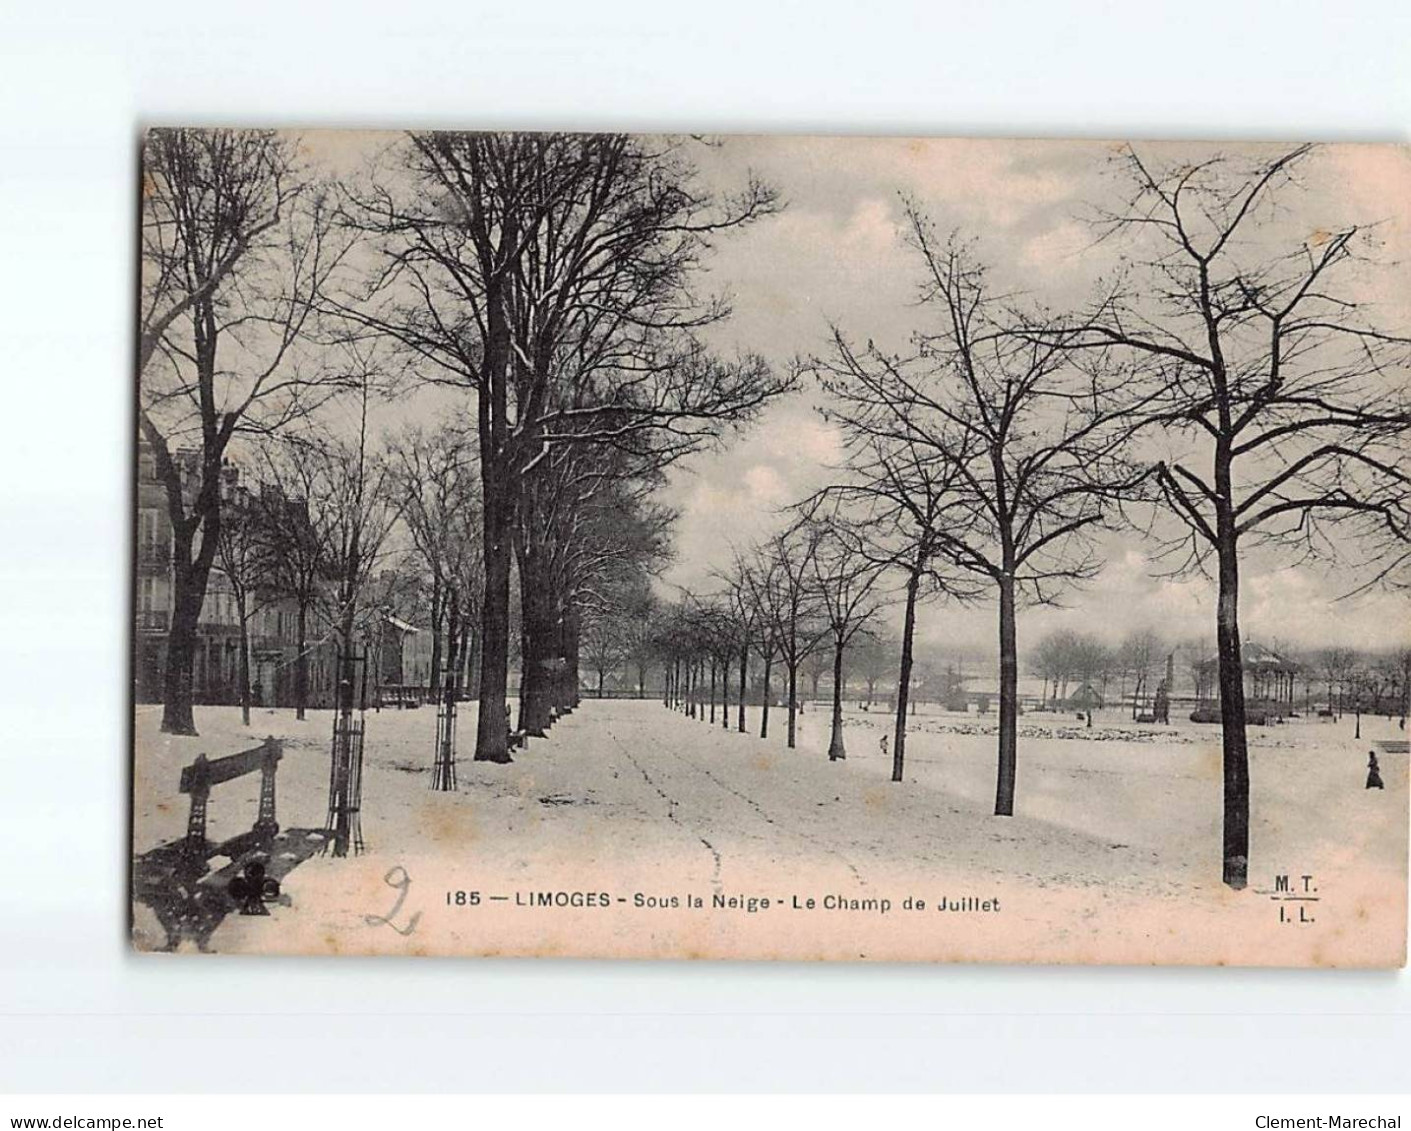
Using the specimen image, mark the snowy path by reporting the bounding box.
[132,697,1408,964]
[601,713,866,887]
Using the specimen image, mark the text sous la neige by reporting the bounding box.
[446,890,1000,914]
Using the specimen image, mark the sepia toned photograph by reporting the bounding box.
[131,130,1410,965]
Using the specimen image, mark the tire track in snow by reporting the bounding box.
[625,711,866,888]
[608,729,722,889]
[669,750,866,888]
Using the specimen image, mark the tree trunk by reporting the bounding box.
[760,654,772,739]
[786,659,798,749]
[1401,655,1409,730]
[160,540,211,736]
[720,656,730,729]
[294,599,309,719]
[551,601,569,715]
[462,614,476,699]
[443,593,462,706]
[161,586,200,735]
[237,593,251,727]
[516,548,554,736]
[994,572,1018,816]
[474,480,513,763]
[828,638,846,761]
[564,607,581,711]
[1214,513,1250,889]
[473,255,515,763]
[708,661,716,724]
[428,576,443,697]
[738,644,748,733]
[892,561,920,783]
[330,592,359,858]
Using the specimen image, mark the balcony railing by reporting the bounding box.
[136,609,170,632]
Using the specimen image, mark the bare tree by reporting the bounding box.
[253,441,333,719]
[801,648,830,705]
[1031,629,1081,709]
[1320,646,1357,720]
[388,422,482,701]
[822,216,1144,813]
[581,612,630,698]
[300,384,402,682]
[807,516,885,761]
[138,128,348,734]
[739,559,784,739]
[620,593,663,700]
[1119,628,1166,719]
[851,631,894,709]
[212,483,273,726]
[1180,638,1219,707]
[342,132,789,763]
[810,356,985,781]
[753,525,830,749]
[718,553,764,734]
[1048,145,1411,887]
[1070,633,1115,722]
[1390,649,1411,730]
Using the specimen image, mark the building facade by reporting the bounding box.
[134,441,340,709]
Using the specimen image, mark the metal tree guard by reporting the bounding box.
[324,647,367,857]
[432,674,458,791]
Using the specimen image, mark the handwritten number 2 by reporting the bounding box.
[365,865,422,935]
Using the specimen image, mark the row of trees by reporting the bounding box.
[804,147,1411,889]
[1030,628,1172,715]
[1029,629,1411,724]
[632,145,1408,891]
[138,133,1409,891]
[138,129,794,765]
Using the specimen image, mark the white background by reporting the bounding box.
[0,0,1408,1094]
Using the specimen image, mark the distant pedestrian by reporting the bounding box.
[1153,681,1170,725]
[1366,750,1385,791]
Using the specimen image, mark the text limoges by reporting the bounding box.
[515,890,612,908]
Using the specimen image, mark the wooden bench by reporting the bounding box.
[178,737,283,866]
[377,685,425,709]
[1373,739,1410,755]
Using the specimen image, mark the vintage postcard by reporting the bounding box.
[131,131,1410,964]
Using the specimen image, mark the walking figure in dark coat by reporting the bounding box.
[1366,750,1385,791]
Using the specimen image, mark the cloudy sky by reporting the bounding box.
[648,137,1411,657]
[295,133,1409,659]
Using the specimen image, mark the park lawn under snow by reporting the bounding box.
[131,695,1407,965]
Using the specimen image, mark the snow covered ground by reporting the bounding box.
[131,696,1408,965]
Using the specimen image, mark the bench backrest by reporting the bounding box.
[180,738,282,794]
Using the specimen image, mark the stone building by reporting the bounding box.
[134,440,338,709]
